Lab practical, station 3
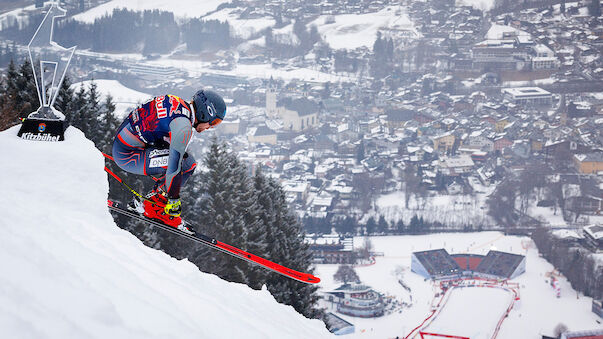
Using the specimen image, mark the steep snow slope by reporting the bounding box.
[0,126,331,339]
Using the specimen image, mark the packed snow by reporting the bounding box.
[424,287,513,338]
[72,0,230,23]
[315,233,602,338]
[0,126,331,339]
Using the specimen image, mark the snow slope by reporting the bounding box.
[375,191,495,228]
[72,0,229,23]
[425,287,513,338]
[310,6,418,50]
[72,79,151,118]
[0,126,331,339]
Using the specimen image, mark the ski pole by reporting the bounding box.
[103,165,146,201]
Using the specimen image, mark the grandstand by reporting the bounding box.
[412,249,525,279]
[560,329,603,339]
[411,249,462,279]
[474,250,526,279]
[450,254,484,270]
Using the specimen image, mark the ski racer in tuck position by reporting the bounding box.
[112,89,226,234]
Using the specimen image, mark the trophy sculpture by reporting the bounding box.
[18,2,76,142]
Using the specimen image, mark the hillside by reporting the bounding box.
[0,126,331,339]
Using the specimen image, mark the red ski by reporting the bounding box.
[107,199,320,284]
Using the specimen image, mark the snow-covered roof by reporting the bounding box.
[502,87,551,98]
[583,225,603,240]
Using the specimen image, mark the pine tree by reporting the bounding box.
[68,84,88,134]
[96,94,118,153]
[365,217,377,235]
[55,75,74,118]
[262,177,322,319]
[192,139,249,284]
[377,216,389,234]
[229,157,267,289]
[85,80,102,142]
[0,59,19,130]
[395,219,405,234]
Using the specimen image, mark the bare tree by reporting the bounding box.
[357,236,373,260]
[334,265,360,284]
[487,178,518,228]
[554,323,568,338]
[403,165,421,209]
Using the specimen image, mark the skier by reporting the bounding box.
[111,89,226,233]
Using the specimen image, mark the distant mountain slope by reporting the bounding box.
[0,126,331,339]
[72,0,230,23]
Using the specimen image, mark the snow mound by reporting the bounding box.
[0,126,330,339]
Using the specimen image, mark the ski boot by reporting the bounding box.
[142,189,195,235]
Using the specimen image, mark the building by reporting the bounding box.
[218,118,240,135]
[247,125,277,145]
[411,249,462,279]
[560,329,603,339]
[323,312,354,335]
[574,153,603,174]
[265,88,319,132]
[432,132,456,153]
[531,44,559,70]
[583,225,603,253]
[385,108,415,130]
[472,39,525,71]
[324,283,385,318]
[502,87,552,107]
[437,154,475,176]
[412,249,526,279]
[308,236,355,264]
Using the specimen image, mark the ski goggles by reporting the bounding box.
[209,117,222,126]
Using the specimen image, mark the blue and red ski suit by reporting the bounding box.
[112,95,197,199]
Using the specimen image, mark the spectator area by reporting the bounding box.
[451,254,484,270]
[474,250,525,279]
[412,249,525,279]
[412,249,461,277]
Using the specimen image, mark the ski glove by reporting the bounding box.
[164,198,182,217]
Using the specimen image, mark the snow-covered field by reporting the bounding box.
[0,126,331,339]
[456,0,497,11]
[375,191,495,228]
[315,233,602,338]
[310,6,418,50]
[72,0,229,23]
[205,7,276,39]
